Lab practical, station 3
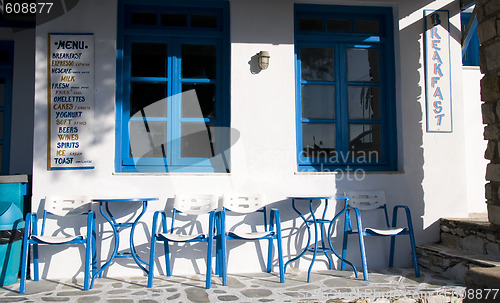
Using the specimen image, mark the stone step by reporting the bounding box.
[416,243,500,283]
[440,215,500,256]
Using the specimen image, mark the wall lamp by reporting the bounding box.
[257,51,270,70]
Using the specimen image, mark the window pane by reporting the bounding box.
[131,43,167,78]
[355,20,379,34]
[182,84,216,119]
[131,12,156,26]
[129,121,167,158]
[192,14,218,28]
[302,123,335,159]
[347,48,379,82]
[0,51,10,63]
[0,79,5,107]
[348,86,380,119]
[302,85,335,119]
[0,111,3,140]
[349,124,381,159]
[0,145,3,172]
[181,123,215,158]
[161,13,187,26]
[182,44,216,79]
[328,19,351,32]
[301,47,334,81]
[130,82,167,117]
[299,18,324,31]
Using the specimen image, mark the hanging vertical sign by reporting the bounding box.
[48,33,95,169]
[424,10,453,133]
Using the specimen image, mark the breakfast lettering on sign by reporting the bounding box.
[424,10,452,133]
[48,34,95,170]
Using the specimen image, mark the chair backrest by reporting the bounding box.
[222,194,265,214]
[173,194,218,215]
[44,196,92,217]
[346,191,386,211]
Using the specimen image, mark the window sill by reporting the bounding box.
[112,172,231,176]
[294,171,404,175]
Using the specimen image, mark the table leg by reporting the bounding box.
[91,202,120,288]
[327,198,358,278]
[284,199,311,273]
[129,201,149,273]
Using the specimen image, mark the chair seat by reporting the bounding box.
[31,235,85,244]
[157,232,207,242]
[227,230,274,240]
[365,227,405,236]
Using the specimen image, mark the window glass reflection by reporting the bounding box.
[328,19,351,32]
[129,121,167,158]
[181,123,215,158]
[299,18,324,31]
[302,85,335,119]
[181,84,216,119]
[130,82,167,117]
[182,44,216,79]
[131,43,167,77]
[355,20,379,33]
[349,124,381,159]
[347,48,379,82]
[301,47,334,81]
[131,12,156,25]
[302,123,335,158]
[348,86,380,119]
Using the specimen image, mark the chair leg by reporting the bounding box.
[341,232,348,271]
[408,231,420,277]
[276,237,284,283]
[165,241,171,277]
[221,235,227,286]
[19,240,29,293]
[266,238,273,273]
[206,237,213,289]
[84,241,91,290]
[33,243,39,281]
[147,236,157,288]
[389,235,396,268]
[353,209,368,281]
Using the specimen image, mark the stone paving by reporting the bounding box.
[0,268,466,302]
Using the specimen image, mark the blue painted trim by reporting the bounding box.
[116,0,230,173]
[0,41,14,175]
[461,13,479,66]
[295,4,397,171]
[49,166,95,170]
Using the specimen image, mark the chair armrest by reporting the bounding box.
[391,205,414,229]
[24,212,38,236]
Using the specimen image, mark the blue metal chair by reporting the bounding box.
[341,191,420,280]
[218,194,284,285]
[148,194,218,289]
[20,196,96,293]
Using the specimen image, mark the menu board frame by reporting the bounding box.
[48,33,95,170]
[424,10,453,133]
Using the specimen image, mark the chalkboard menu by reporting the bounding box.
[48,33,95,170]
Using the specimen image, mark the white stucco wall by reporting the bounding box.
[463,67,487,214]
[31,0,474,280]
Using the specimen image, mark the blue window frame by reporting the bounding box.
[461,12,479,66]
[0,42,13,175]
[295,5,397,172]
[116,0,230,173]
